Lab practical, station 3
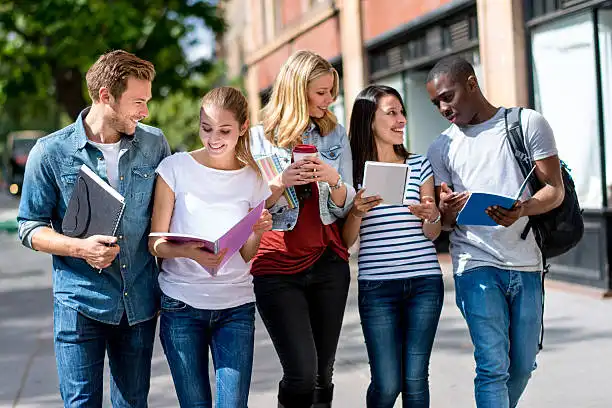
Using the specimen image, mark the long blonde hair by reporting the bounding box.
[201,87,261,177]
[261,50,339,148]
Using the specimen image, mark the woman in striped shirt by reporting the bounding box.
[343,85,444,408]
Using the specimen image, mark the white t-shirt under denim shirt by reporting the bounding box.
[89,140,121,189]
[427,108,558,274]
[155,152,271,310]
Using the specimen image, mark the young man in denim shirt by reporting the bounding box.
[17,50,170,407]
[426,56,564,408]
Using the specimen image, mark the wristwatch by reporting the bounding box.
[425,213,441,224]
[329,174,344,190]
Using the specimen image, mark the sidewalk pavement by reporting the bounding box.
[1,237,611,407]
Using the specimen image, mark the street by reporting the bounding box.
[1,191,611,407]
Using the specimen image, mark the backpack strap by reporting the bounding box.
[504,108,536,240]
[504,108,532,180]
[504,107,548,350]
[539,262,549,350]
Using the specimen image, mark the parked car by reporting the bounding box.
[3,130,46,195]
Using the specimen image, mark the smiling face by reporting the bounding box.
[199,104,247,160]
[426,73,478,126]
[307,73,335,119]
[104,76,151,135]
[372,94,406,147]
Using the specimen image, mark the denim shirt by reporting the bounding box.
[17,108,171,325]
[250,123,356,230]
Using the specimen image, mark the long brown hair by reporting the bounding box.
[201,86,261,177]
[261,50,339,148]
[349,85,409,189]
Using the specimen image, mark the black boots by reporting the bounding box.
[277,384,334,408]
[312,384,333,407]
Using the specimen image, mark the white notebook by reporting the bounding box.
[362,161,411,206]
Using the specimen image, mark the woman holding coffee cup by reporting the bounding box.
[249,50,355,408]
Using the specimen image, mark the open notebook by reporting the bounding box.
[457,165,536,226]
[149,201,265,274]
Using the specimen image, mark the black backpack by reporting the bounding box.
[504,107,584,262]
[504,107,584,350]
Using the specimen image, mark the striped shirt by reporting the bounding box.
[358,154,441,280]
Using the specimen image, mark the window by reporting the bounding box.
[531,11,603,208]
[527,0,592,20]
[402,49,480,156]
[598,8,612,206]
[403,71,448,155]
[329,92,345,128]
[373,74,409,148]
[329,75,345,127]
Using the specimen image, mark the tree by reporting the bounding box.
[145,59,226,151]
[147,91,201,152]
[0,0,225,120]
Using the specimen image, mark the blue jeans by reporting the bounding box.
[53,300,156,408]
[358,275,444,408]
[454,267,543,408]
[159,294,255,408]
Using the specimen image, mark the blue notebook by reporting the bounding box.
[457,166,536,226]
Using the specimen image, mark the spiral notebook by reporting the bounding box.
[61,164,125,239]
[256,154,298,209]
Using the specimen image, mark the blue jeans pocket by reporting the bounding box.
[358,279,385,292]
[160,293,187,312]
[234,302,256,325]
[358,279,387,309]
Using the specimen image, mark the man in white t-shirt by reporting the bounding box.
[426,56,564,408]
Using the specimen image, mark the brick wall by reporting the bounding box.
[251,0,457,92]
[280,0,305,27]
[361,0,453,41]
[257,45,292,91]
[256,16,341,90]
[292,17,341,60]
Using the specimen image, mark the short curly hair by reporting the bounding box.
[86,50,155,102]
[427,56,475,84]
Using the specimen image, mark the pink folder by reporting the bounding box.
[149,201,265,273]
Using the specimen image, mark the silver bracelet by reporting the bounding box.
[424,213,441,224]
[329,174,343,190]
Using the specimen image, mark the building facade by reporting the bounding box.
[231,0,528,153]
[216,0,250,80]
[223,0,612,291]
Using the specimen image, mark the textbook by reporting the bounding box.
[456,165,537,226]
[149,201,265,273]
[61,164,125,239]
[256,154,299,209]
[362,161,411,206]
